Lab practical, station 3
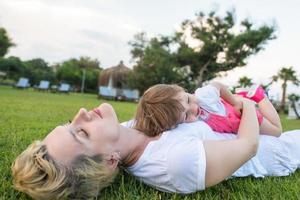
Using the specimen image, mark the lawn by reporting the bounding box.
[0,85,300,200]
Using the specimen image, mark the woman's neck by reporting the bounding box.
[116,125,160,167]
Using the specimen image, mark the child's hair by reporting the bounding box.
[134,84,185,137]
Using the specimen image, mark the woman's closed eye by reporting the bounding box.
[66,119,88,138]
[77,128,89,138]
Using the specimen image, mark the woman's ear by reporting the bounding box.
[106,152,120,170]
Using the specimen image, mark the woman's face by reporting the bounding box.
[43,103,120,165]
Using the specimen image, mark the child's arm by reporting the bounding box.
[210,82,243,115]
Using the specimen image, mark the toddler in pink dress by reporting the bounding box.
[195,84,265,133]
[134,82,282,137]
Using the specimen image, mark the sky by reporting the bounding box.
[0,0,299,99]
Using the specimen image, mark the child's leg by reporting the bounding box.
[241,85,282,137]
[258,98,282,137]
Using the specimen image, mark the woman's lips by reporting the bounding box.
[93,108,102,118]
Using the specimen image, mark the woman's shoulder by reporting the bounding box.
[121,119,214,140]
[128,121,211,169]
[128,125,207,193]
[167,121,215,139]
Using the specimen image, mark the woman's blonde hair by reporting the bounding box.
[12,141,118,200]
[134,84,185,137]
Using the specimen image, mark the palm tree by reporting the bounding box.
[261,75,279,97]
[232,76,253,93]
[262,75,277,89]
[273,67,299,112]
[288,94,300,119]
[238,76,253,88]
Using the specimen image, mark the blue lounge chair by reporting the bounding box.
[15,77,30,88]
[123,89,139,101]
[58,83,70,93]
[37,80,50,91]
[98,86,117,99]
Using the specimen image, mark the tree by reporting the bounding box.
[288,94,300,119]
[272,67,299,112]
[56,57,101,92]
[231,76,253,93]
[76,56,101,70]
[238,76,253,88]
[0,27,14,57]
[129,32,148,63]
[0,56,25,80]
[23,58,55,86]
[127,34,183,93]
[174,11,275,86]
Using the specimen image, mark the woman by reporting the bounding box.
[12,100,300,199]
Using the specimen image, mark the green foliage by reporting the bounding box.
[85,68,100,93]
[288,93,300,119]
[0,57,56,86]
[231,76,253,93]
[23,58,55,86]
[128,11,275,92]
[0,27,14,57]
[128,32,148,61]
[0,56,101,93]
[1,86,300,199]
[238,76,253,88]
[127,35,183,93]
[0,56,26,81]
[175,11,275,86]
[272,66,299,111]
[56,59,82,85]
[275,67,299,85]
[288,94,300,102]
[56,57,102,92]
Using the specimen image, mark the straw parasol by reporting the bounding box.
[99,61,131,89]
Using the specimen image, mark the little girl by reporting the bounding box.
[134,82,282,137]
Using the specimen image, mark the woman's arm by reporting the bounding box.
[203,98,259,187]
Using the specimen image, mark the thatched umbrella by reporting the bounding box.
[99,61,131,89]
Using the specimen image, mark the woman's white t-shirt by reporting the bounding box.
[125,121,210,193]
[123,121,300,194]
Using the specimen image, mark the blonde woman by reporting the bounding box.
[12,102,300,199]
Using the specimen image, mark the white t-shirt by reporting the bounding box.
[124,120,211,193]
[195,85,226,116]
[123,120,300,194]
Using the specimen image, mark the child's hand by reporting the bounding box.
[233,95,243,115]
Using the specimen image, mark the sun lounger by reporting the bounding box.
[15,77,30,88]
[98,86,117,99]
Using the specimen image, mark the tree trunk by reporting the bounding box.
[196,60,210,87]
[291,101,300,119]
[280,81,287,112]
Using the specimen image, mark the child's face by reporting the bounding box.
[176,91,200,123]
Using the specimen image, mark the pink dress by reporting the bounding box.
[195,85,263,134]
[198,99,263,133]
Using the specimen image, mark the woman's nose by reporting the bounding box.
[73,108,91,123]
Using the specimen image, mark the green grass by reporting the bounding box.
[0,85,299,200]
